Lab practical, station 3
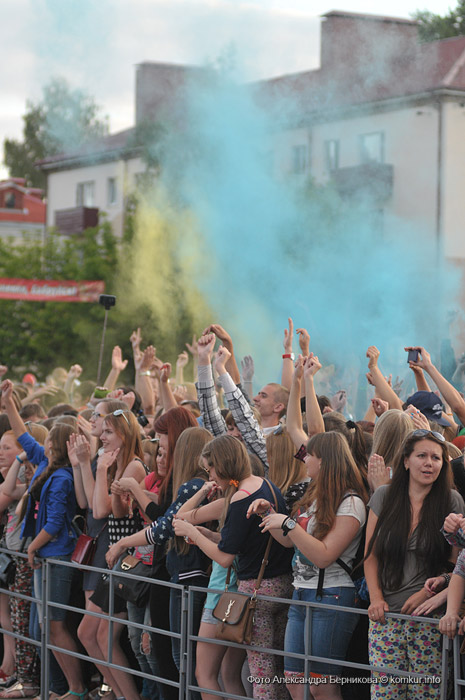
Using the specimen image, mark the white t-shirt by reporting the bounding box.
[292,493,366,590]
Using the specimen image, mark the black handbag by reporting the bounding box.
[0,552,16,588]
[107,553,151,606]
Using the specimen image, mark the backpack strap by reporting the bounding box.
[316,492,365,599]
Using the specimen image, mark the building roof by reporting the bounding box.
[37,127,138,171]
[38,12,465,171]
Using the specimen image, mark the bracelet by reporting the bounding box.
[16,456,24,464]
[259,507,272,519]
[140,371,152,377]
[441,573,451,586]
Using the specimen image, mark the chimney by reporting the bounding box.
[320,11,419,73]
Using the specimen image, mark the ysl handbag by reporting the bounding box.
[213,479,278,644]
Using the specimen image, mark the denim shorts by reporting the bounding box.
[284,586,359,677]
[200,607,218,625]
[33,554,75,624]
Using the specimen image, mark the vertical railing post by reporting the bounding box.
[179,586,188,699]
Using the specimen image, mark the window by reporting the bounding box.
[76,181,95,207]
[107,177,117,206]
[291,145,308,174]
[359,132,384,164]
[324,140,339,172]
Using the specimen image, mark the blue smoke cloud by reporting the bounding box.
[155,65,460,405]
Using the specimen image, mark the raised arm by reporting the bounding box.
[366,346,403,410]
[406,346,465,425]
[103,346,128,392]
[92,449,118,519]
[214,347,268,468]
[281,317,294,391]
[240,355,255,404]
[158,362,178,412]
[303,353,325,436]
[204,324,241,385]
[135,345,157,415]
[1,380,28,438]
[185,334,199,383]
[175,351,189,386]
[64,364,83,400]
[286,355,309,449]
[196,333,228,436]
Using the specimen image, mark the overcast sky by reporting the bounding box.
[0,0,457,178]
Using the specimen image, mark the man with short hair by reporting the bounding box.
[253,383,289,434]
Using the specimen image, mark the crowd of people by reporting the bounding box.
[0,319,464,700]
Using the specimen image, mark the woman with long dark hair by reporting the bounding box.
[364,429,463,699]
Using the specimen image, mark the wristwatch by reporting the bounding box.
[282,353,295,361]
[281,517,296,536]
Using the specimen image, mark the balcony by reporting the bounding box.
[332,162,393,202]
[55,206,99,235]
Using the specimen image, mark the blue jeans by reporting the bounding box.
[285,586,359,676]
[127,600,160,700]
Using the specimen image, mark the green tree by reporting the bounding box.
[0,222,118,378]
[3,77,109,189]
[413,1,465,41]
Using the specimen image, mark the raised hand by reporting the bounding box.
[331,390,347,412]
[0,379,14,402]
[176,351,189,369]
[371,397,389,417]
[68,364,83,379]
[241,355,255,383]
[404,405,430,430]
[293,355,306,381]
[283,317,294,353]
[112,346,128,372]
[214,345,232,375]
[303,353,322,379]
[404,346,433,371]
[296,327,310,356]
[160,363,172,384]
[0,365,8,377]
[172,385,187,403]
[203,324,233,348]
[130,328,142,351]
[140,345,156,372]
[186,334,198,357]
[366,346,380,370]
[197,333,216,365]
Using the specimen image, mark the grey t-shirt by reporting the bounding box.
[369,485,464,612]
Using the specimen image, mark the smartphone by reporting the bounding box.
[407,349,419,363]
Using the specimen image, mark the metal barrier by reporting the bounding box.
[0,549,461,699]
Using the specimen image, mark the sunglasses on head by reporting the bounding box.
[112,409,130,425]
[412,429,445,443]
[91,411,105,419]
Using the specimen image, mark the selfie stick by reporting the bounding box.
[96,295,116,386]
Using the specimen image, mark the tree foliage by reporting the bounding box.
[413,1,465,41]
[3,77,109,189]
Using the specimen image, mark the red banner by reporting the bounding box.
[0,278,105,303]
